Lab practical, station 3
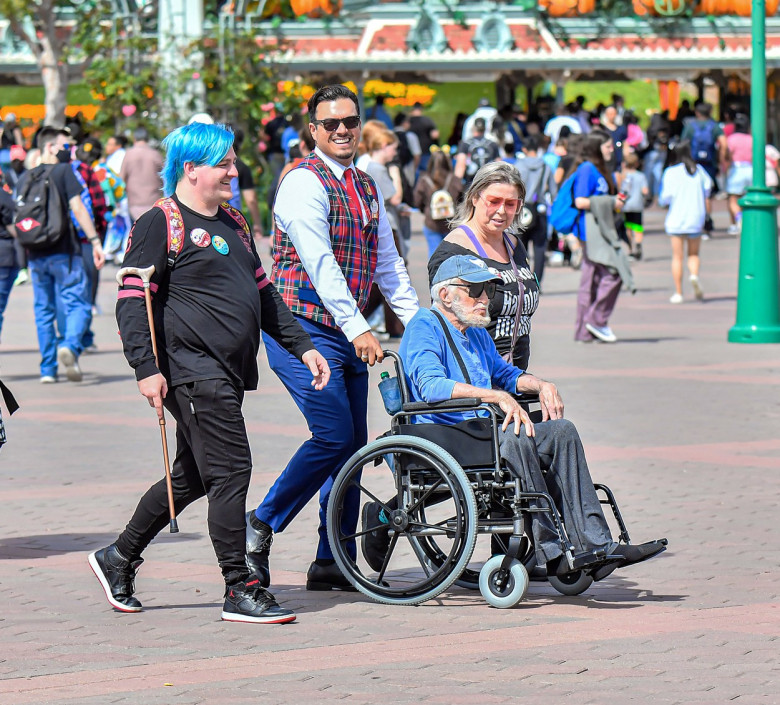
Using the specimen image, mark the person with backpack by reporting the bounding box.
[681,102,726,236]
[658,141,712,304]
[514,134,557,286]
[90,121,330,624]
[564,130,627,343]
[454,117,500,185]
[66,142,108,353]
[0,171,18,341]
[14,127,104,383]
[413,149,462,256]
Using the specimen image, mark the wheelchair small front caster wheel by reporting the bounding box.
[478,555,528,608]
[548,570,593,596]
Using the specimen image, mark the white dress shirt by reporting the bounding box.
[273,147,419,342]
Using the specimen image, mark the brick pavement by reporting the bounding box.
[0,202,778,704]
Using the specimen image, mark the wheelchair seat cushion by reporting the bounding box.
[395,418,496,469]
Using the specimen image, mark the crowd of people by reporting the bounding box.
[2,84,775,624]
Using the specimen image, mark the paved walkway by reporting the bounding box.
[1,203,778,704]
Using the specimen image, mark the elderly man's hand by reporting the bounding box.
[538,381,564,421]
[495,391,534,438]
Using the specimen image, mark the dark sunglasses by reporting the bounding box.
[311,115,361,132]
[451,281,497,299]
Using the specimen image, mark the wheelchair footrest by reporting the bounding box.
[571,549,607,571]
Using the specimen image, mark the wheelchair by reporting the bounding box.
[326,351,643,609]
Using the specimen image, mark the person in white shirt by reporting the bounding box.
[544,104,582,152]
[104,135,127,176]
[658,141,712,304]
[245,84,419,592]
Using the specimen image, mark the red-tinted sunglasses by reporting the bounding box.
[480,194,521,212]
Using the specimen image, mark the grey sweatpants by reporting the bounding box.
[499,419,614,566]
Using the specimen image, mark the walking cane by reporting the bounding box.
[117,265,179,533]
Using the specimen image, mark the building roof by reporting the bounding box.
[245,5,780,80]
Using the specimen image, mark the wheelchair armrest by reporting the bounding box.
[513,393,540,405]
[402,398,483,413]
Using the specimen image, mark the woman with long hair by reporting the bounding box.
[428,161,541,372]
[568,130,626,343]
[658,140,712,303]
[413,148,463,256]
[724,113,752,235]
[361,125,406,338]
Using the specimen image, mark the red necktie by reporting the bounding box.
[343,168,364,224]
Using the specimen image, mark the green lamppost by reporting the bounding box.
[728,0,780,343]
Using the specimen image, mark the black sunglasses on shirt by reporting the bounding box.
[450,281,497,299]
[311,115,361,132]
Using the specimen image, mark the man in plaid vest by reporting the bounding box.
[247,85,419,591]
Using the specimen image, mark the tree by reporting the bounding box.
[0,0,109,128]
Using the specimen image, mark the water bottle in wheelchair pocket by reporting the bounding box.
[378,372,402,415]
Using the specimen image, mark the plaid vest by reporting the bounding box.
[271,153,380,330]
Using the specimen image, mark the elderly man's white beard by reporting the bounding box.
[451,295,491,329]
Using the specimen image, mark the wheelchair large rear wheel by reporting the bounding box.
[326,435,478,606]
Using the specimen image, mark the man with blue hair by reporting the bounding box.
[89,122,330,624]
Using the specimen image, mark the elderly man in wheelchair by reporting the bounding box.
[325,255,666,607]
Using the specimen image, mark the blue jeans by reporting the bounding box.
[423,225,445,258]
[0,265,19,341]
[56,242,96,349]
[643,149,665,198]
[254,316,368,560]
[29,254,91,377]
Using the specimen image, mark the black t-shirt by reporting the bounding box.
[457,137,500,179]
[236,158,254,191]
[409,114,437,154]
[0,188,17,268]
[428,238,539,370]
[116,195,312,390]
[23,163,82,260]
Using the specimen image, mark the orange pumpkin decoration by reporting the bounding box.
[539,0,596,17]
[633,0,688,16]
[731,0,779,15]
[290,0,341,16]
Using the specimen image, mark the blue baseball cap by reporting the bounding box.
[431,255,501,287]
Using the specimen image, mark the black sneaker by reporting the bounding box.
[361,501,391,572]
[222,577,296,624]
[245,512,273,588]
[88,544,143,612]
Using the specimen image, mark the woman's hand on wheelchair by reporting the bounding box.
[496,391,535,438]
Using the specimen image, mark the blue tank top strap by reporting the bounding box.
[459,225,489,258]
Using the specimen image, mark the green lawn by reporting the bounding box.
[418,80,696,134]
[1,83,96,106]
[2,78,695,133]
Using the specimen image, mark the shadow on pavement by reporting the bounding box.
[0,531,203,558]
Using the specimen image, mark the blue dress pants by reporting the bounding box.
[255,316,368,561]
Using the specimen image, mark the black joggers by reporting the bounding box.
[115,378,252,585]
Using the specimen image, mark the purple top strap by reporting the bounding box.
[459,225,515,261]
[460,225,489,258]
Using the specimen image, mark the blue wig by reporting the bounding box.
[160,122,235,197]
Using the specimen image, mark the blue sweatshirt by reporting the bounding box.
[398,307,524,426]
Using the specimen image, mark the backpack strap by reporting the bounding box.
[156,197,254,269]
[154,197,186,270]
[220,201,253,253]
